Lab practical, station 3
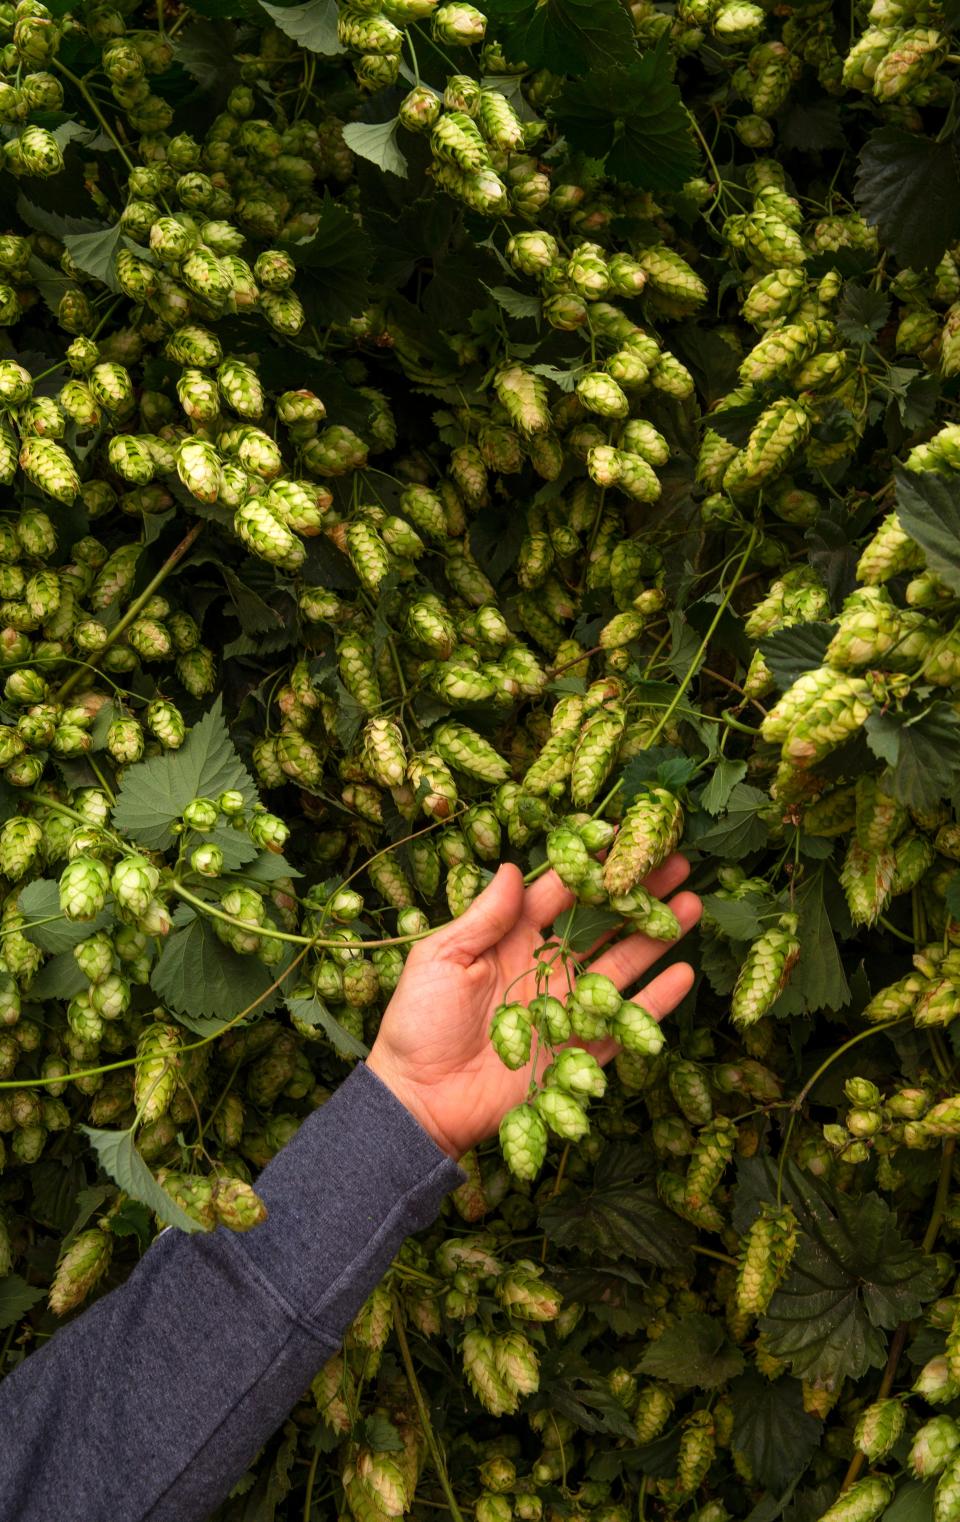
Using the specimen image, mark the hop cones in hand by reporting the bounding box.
[603,789,684,897]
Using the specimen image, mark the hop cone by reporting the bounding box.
[19,437,79,504]
[499,1103,547,1180]
[214,1178,268,1231]
[635,1384,674,1442]
[463,1329,517,1417]
[816,1479,895,1522]
[362,718,406,788]
[49,1226,113,1315]
[854,1398,906,1462]
[534,1087,590,1140]
[432,721,510,783]
[731,916,800,1025]
[603,788,684,897]
[570,711,625,807]
[490,1003,532,1070]
[59,855,109,921]
[857,511,924,584]
[840,840,896,927]
[736,1204,798,1314]
[134,1022,181,1123]
[911,1417,960,1479]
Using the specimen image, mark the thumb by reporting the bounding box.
[434,863,525,963]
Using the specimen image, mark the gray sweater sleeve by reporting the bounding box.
[0,1063,463,1522]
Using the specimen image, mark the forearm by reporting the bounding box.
[0,1064,462,1522]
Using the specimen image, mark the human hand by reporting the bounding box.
[366,855,700,1159]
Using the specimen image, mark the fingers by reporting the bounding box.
[586,891,702,991]
[640,852,691,901]
[583,960,697,1068]
[522,868,575,931]
[428,862,526,964]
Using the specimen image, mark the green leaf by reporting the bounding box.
[283,192,374,324]
[540,1144,694,1270]
[108,1199,153,1249]
[31,1160,94,1235]
[363,1414,405,1453]
[759,624,835,688]
[883,1482,935,1522]
[151,908,292,1025]
[59,1183,112,1249]
[835,284,890,346]
[341,119,408,179]
[0,1274,44,1330]
[760,1174,941,1387]
[286,991,368,1060]
[258,0,342,53]
[894,466,960,594]
[484,0,635,73]
[700,758,748,815]
[482,283,541,321]
[855,128,960,271]
[701,892,767,941]
[62,224,123,291]
[112,696,257,850]
[174,19,243,85]
[638,1312,745,1388]
[696,784,770,860]
[29,950,88,1000]
[18,878,113,952]
[622,746,698,802]
[791,868,850,1015]
[865,701,960,814]
[551,903,623,953]
[729,1372,822,1494]
[945,873,960,921]
[80,1126,204,1234]
[553,39,700,193]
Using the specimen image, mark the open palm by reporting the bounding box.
[367,854,701,1158]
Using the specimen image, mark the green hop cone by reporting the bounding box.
[499,1102,548,1180]
[534,1086,589,1140]
[854,1398,907,1462]
[911,1418,960,1479]
[818,1480,896,1522]
[528,993,571,1044]
[570,711,625,807]
[134,1021,180,1123]
[48,1225,113,1316]
[603,788,684,897]
[635,1384,674,1443]
[573,972,623,1022]
[731,915,800,1026]
[19,437,78,504]
[447,860,482,918]
[236,498,304,570]
[146,699,186,749]
[736,1204,798,1314]
[611,1001,665,1056]
[462,1329,517,1417]
[59,854,109,921]
[432,722,510,784]
[0,815,41,880]
[547,1046,606,1100]
[546,826,591,889]
[490,1002,532,1070]
[213,1178,268,1231]
[111,853,160,918]
[362,718,407,788]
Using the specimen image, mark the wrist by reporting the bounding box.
[365,1051,461,1160]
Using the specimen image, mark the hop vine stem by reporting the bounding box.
[56,522,203,702]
